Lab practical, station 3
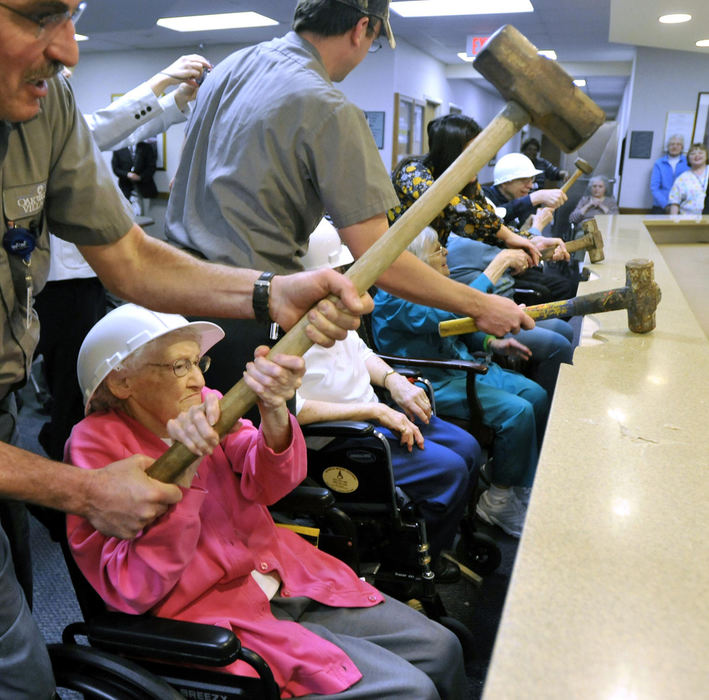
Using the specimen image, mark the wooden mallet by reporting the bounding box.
[540,217,604,262]
[147,25,606,483]
[439,258,661,338]
[520,156,594,230]
[560,157,594,194]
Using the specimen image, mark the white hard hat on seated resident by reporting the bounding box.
[493,153,543,186]
[77,303,224,413]
[301,218,354,270]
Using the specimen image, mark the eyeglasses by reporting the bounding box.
[0,1,86,39]
[426,245,447,262]
[147,355,211,378]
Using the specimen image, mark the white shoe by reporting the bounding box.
[475,489,526,538]
[514,486,532,507]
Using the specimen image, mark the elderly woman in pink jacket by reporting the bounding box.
[66,304,464,700]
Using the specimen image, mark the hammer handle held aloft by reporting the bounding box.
[560,167,585,194]
[438,287,630,337]
[147,101,533,483]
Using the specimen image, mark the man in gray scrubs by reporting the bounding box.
[166,0,531,396]
[0,3,371,696]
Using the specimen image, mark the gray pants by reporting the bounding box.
[0,393,56,698]
[272,593,466,699]
[0,525,55,698]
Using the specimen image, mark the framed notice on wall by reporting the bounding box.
[664,111,694,152]
[364,110,385,149]
[691,92,709,149]
[628,130,653,159]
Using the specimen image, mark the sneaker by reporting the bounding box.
[514,486,532,507]
[475,489,526,538]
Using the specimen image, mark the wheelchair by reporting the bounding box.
[38,495,348,700]
[298,365,501,589]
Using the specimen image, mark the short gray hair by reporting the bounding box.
[407,226,439,260]
[666,134,684,150]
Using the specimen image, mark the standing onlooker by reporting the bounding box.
[111,139,158,215]
[650,134,689,213]
[521,137,568,189]
[667,143,709,215]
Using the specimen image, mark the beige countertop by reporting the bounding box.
[482,215,709,699]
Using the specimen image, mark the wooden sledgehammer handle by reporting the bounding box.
[439,258,661,338]
[147,102,532,483]
[439,288,630,337]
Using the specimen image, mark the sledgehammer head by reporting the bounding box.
[626,259,661,333]
[474,25,606,153]
[581,218,605,263]
[575,157,594,175]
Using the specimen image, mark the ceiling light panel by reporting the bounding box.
[658,14,691,24]
[391,0,534,18]
[157,12,278,32]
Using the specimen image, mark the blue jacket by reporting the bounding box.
[650,154,689,209]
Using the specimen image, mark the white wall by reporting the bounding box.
[70,37,505,192]
[619,46,709,209]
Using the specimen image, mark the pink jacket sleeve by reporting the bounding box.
[66,414,207,614]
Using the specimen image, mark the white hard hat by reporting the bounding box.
[493,153,543,186]
[301,218,354,271]
[77,303,224,414]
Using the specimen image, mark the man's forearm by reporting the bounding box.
[0,442,88,513]
[80,225,259,319]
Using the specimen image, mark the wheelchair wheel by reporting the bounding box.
[459,531,501,577]
[49,643,182,699]
[438,616,475,660]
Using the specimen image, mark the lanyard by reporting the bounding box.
[3,221,36,328]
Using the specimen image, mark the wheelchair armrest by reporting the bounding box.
[300,420,375,437]
[83,611,240,667]
[375,353,488,375]
[274,485,335,514]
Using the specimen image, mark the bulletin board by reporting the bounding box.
[664,111,694,151]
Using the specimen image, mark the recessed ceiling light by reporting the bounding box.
[538,50,557,60]
[574,79,587,87]
[156,12,278,32]
[456,52,475,62]
[658,13,691,24]
[697,39,709,47]
[391,0,533,18]
[74,33,88,41]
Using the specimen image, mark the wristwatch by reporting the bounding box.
[252,271,275,324]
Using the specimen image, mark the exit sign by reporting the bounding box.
[466,35,490,56]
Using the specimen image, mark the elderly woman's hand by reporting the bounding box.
[166,393,222,488]
[243,346,305,410]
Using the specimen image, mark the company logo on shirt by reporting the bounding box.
[16,183,46,215]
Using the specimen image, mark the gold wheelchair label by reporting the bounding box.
[322,466,359,493]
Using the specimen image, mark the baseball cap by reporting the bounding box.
[299,0,396,49]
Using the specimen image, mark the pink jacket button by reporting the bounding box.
[260,562,268,571]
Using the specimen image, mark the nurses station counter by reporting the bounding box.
[482,215,709,699]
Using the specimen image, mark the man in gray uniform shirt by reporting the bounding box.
[0,3,372,696]
[166,0,532,396]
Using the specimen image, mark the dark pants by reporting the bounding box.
[34,277,107,461]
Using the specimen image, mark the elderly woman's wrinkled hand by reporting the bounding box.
[243,346,305,410]
[167,392,221,457]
